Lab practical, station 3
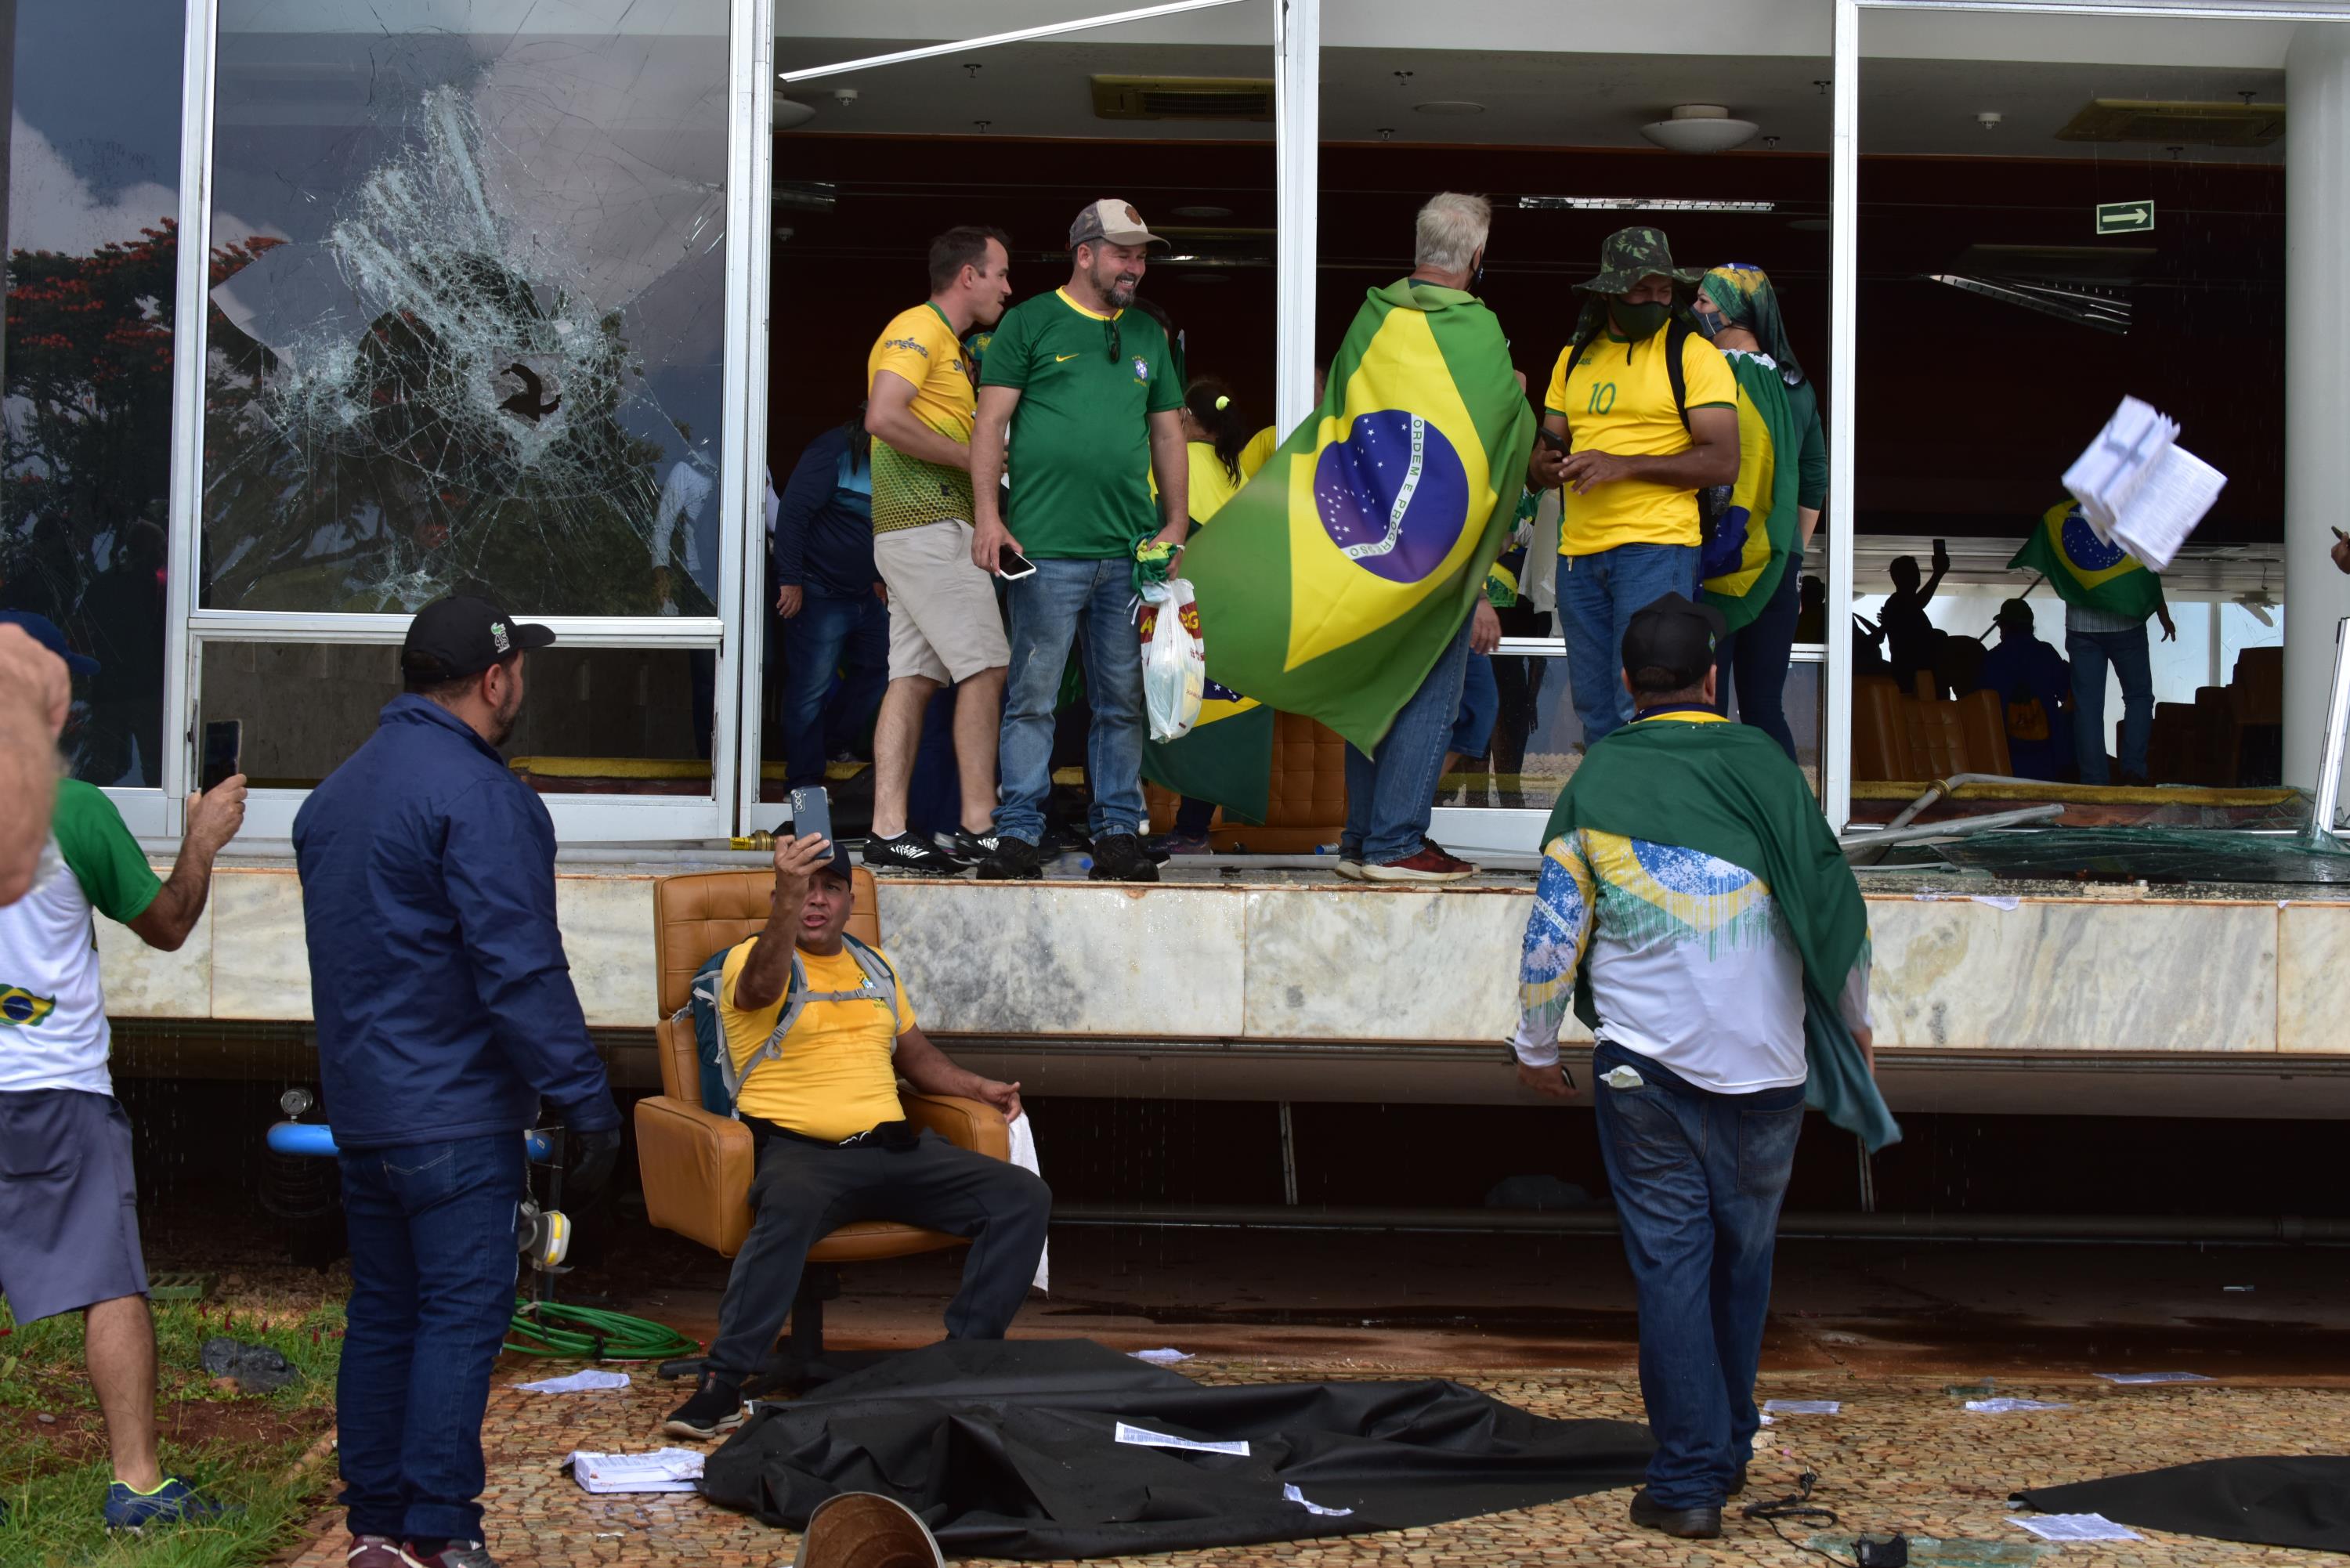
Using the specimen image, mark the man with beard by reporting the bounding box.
[969,200,1189,883]
[294,595,622,1568]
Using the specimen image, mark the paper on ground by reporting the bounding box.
[1762,1399,1842,1414]
[2095,1371,2212,1385]
[1965,1398,2071,1413]
[2008,1513,2143,1542]
[1285,1483,1354,1517]
[1130,1348,1192,1364]
[566,1447,703,1494]
[1008,1111,1049,1294]
[517,1367,631,1393]
[1115,1422,1249,1457]
[1970,895,2022,912]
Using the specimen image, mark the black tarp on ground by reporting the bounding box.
[700,1339,1653,1559]
[2013,1457,2350,1555]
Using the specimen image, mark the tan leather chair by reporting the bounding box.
[1144,710,1350,852]
[634,868,1008,1372]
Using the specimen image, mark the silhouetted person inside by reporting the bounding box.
[1880,542,1949,693]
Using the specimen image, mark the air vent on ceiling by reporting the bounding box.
[1091,75,1274,122]
[2056,99,2283,148]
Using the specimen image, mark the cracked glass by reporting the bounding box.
[203,0,729,617]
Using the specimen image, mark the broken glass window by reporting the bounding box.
[203,1,730,616]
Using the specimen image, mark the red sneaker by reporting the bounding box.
[1361,845,1477,883]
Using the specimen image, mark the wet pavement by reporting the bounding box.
[270,1228,2350,1565]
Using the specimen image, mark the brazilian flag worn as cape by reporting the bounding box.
[2008,499,2164,623]
[1180,280,1537,753]
[1700,352,1805,635]
[1543,717,1900,1152]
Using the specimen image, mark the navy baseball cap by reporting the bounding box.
[0,611,98,676]
[400,594,555,682]
[1621,591,1726,688]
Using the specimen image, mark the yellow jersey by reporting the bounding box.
[1545,324,1736,555]
[721,938,916,1142]
[866,303,975,535]
[1237,425,1281,482]
[1186,442,1243,522]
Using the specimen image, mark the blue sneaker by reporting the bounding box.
[104,1476,230,1531]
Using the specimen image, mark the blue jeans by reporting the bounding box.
[2067,624,2152,785]
[1714,564,1802,761]
[336,1135,525,1542]
[1450,651,1499,758]
[996,558,1146,844]
[1341,612,1473,863]
[1557,544,1701,746]
[1593,1040,1806,1511]
[778,593,888,791]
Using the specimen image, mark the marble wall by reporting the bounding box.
[94,865,2348,1056]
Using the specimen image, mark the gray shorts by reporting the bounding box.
[0,1089,148,1324]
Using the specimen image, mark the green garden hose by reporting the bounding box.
[504,1299,701,1361]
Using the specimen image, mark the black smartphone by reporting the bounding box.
[1535,427,1568,453]
[199,719,242,793]
[788,785,833,847]
[996,547,1038,581]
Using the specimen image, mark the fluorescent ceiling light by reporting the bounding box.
[1518,197,1775,213]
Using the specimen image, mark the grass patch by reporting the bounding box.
[0,1298,345,1567]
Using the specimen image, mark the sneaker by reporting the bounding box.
[1142,832,1210,858]
[1332,843,1365,881]
[349,1537,405,1568]
[1360,845,1477,883]
[1039,822,1093,858]
[1628,1487,1722,1540]
[1087,833,1160,883]
[104,1477,230,1532]
[862,831,967,875]
[661,1371,746,1440]
[936,829,1009,862]
[975,837,1043,882]
[400,1543,497,1568]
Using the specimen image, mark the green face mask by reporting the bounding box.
[1610,299,1671,339]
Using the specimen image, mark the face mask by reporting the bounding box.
[1611,300,1670,338]
[1691,309,1725,341]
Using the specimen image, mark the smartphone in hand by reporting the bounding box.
[996,547,1038,581]
[199,719,243,793]
[788,785,833,848]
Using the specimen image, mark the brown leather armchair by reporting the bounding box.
[634,867,1009,1375]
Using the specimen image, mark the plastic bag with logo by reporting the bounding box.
[1134,577,1205,741]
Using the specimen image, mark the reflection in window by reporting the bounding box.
[1,0,183,786]
[201,1,728,616]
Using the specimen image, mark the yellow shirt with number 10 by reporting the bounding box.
[1545,324,1736,557]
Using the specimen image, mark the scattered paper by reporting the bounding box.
[2095,1371,2212,1385]
[1115,1422,1249,1457]
[1970,895,2022,912]
[1965,1399,2072,1414]
[566,1447,703,1494]
[1130,1348,1193,1365]
[1763,1400,1842,1415]
[1759,1413,1776,1426]
[517,1367,631,1394]
[2008,1513,2143,1542]
[2061,396,2225,570]
[1284,1483,1354,1517]
[1008,1111,1049,1294]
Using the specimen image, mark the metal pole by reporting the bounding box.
[164,0,222,838]
[1824,0,1862,833]
[1272,0,1321,433]
[2310,616,2350,835]
[732,0,778,834]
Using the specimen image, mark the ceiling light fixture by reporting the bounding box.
[1519,196,1775,213]
[772,94,816,129]
[1640,104,1759,154]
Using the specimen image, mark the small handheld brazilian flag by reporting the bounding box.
[2008,499,2164,622]
[1178,280,1536,753]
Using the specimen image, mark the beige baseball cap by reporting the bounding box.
[1068,197,1164,251]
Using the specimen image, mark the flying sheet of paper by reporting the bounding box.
[2008,1513,2143,1542]
[1762,1400,1842,1414]
[2095,1371,2212,1385]
[517,1367,631,1393]
[2106,444,2225,571]
[1965,1399,2072,1413]
[1115,1422,1249,1457]
[1284,1483,1354,1517]
[2060,396,2224,569]
[2063,396,2175,533]
[566,1447,703,1494]
[1130,1348,1193,1364]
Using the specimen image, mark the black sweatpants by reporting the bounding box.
[705,1128,1050,1382]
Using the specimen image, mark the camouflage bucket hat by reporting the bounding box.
[1574,226,1706,295]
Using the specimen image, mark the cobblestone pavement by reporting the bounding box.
[276,1353,2350,1567]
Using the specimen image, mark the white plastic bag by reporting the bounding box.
[1135,577,1205,741]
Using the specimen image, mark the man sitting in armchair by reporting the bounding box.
[662,834,1050,1440]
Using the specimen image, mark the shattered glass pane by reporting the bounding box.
[1,0,184,786]
[203,1,729,616]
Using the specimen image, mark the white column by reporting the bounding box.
[1273,0,1320,432]
[2283,20,2350,792]
[1823,0,1860,831]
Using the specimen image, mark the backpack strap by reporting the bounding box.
[1665,319,1692,432]
[718,938,903,1103]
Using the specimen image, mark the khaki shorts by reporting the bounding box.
[873,518,1010,685]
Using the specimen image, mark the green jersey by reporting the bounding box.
[980,287,1183,559]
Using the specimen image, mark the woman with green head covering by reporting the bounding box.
[1691,263,1828,763]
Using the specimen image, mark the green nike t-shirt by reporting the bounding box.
[981,287,1184,559]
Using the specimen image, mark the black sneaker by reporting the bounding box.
[1088,833,1160,883]
[938,829,1009,862]
[661,1371,745,1440]
[1628,1487,1722,1540]
[1039,822,1093,858]
[862,831,967,875]
[976,838,1043,881]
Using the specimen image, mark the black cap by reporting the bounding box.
[817,840,857,887]
[1994,598,2035,628]
[1622,591,1726,689]
[400,594,556,682]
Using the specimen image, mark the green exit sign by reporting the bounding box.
[2096,200,2155,235]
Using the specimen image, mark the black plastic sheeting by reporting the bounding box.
[700,1339,1653,1559]
[2013,1457,2350,1555]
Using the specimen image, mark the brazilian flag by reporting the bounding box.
[1180,280,1536,753]
[1141,681,1274,825]
[1700,355,1804,634]
[2008,499,2164,621]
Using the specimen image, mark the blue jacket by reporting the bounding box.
[774,425,878,601]
[292,696,619,1151]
